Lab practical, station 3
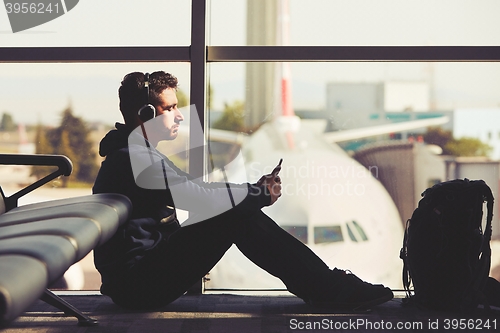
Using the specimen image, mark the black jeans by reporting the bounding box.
[106,210,332,309]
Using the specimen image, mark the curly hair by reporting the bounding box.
[118,71,178,124]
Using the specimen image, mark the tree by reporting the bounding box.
[445,137,493,157]
[31,123,54,180]
[207,84,214,110]
[45,105,98,185]
[422,127,454,155]
[56,130,79,187]
[177,88,189,109]
[33,123,52,155]
[423,126,493,157]
[212,100,245,132]
[0,112,16,131]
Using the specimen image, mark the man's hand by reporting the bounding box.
[256,159,282,205]
[257,174,282,205]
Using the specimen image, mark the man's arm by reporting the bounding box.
[161,153,282,207]
[162,155,244,190]
[132,148,273,218]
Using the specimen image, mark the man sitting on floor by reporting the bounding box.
[92,71,393,310]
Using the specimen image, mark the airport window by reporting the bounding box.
[281,226,308,244]
[314,226,344,244]
[1,0,500,292]
[210,0,500,46]
[346,221,368,243]
[346,223,357,242]
[0,1,191,47]
[351,220,368,241]
[0,63,191,127]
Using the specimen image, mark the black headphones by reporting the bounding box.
[137,73,156,122]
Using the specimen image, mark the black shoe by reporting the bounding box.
[307,268,394,311]
[485,277,500,308]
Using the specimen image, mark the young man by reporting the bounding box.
[92,71,393,310]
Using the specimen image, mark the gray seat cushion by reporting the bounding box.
[0,218,101,260]
[0,236,76,282]
[0,194,132,242]
[5,194,131,222]
[0,255,48,324]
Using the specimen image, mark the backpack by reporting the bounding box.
[400,178,494,313]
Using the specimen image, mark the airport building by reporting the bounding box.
[325,81,454,134]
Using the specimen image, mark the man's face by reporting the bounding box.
[154,88,184,140]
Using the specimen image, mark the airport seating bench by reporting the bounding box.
[0,154,132,327]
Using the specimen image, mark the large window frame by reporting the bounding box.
[1,0,499,292]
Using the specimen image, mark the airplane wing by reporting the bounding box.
[208,128,248,145]
[209,116,450,145]
[323,116,450,143]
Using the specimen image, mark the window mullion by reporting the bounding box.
[207,46,500,62]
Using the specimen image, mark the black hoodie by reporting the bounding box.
[92,123,271,283]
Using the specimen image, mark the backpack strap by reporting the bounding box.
[400,219,412,300]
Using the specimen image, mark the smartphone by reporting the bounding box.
[271,158,283,176]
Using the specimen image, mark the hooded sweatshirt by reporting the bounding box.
[92,123,271,282]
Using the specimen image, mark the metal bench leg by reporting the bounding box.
[41,289,98,326]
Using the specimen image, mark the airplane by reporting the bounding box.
[186,0,451,292]
[199,112,450,292]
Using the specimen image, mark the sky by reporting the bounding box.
[1,0,500,126]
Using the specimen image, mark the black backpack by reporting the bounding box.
[400,178,494,312]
